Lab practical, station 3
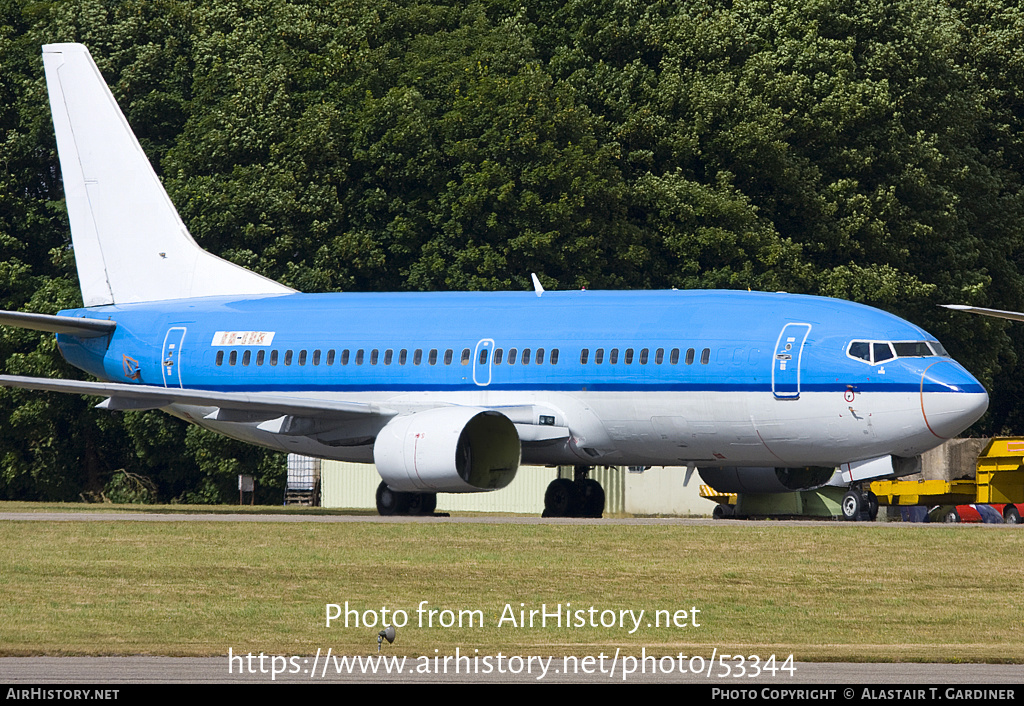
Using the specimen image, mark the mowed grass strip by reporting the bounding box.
[0,519,1020,662]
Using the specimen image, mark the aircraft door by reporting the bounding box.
[162,327,187,388]
[772,323,811,399]
[473,338,494,387]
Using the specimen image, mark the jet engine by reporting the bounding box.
[698,466,835,494]
[373,407,520,492]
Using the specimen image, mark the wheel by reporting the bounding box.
[580,478,605,518]
[712,504,728,520]
[841,490,862,521]
[944,508,960,523]
[865,492,879,521]
[1004,505,1021,525]
[375,481,409,516]
[543,478,580,517]
[407,492,437,516]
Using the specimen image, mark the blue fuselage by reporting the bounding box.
[56,289,988,467]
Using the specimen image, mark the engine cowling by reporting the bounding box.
[698,466,835,494]
[373,407,521,492]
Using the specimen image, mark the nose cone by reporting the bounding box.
[920,361,989,439]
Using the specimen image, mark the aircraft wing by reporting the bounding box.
[0,374,396,422]
[942,304,1024,323]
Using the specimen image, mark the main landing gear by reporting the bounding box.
[542,465,605,518]
[375,481,437,516]
[841,486,879,521]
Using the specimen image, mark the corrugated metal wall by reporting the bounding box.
[313,456,714,516]
[319,460,630,514]
[320,460,569,514]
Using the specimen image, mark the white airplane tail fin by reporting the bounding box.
[42,43,294,307]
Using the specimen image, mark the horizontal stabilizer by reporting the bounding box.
[0,310,116,338]
[942,304,1024,323]
[0,375,396,422]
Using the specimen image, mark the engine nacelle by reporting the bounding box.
[698,466,835,494]
[373,407,521,492]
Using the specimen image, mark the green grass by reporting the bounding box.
[1,508,1021,662]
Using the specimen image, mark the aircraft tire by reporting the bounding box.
[944,507,960,523]
[376,481,407,516]
[580,478,605,518]
[841,490,862,521]
[407,492,437,516]
[544,478,580,517]
[1004,506,1021,524]
[865,492,879,521]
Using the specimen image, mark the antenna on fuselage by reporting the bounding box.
[531,273,545,297]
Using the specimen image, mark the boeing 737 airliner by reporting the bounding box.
[0,44,989,517]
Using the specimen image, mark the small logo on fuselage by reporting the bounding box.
[122,355,141,380]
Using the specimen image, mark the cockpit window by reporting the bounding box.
[848,341,870,362]
[848,339,951,365]
[873,342,895,363]
[893,342,933,357]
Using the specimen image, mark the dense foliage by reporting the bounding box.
[1,0,1022,501]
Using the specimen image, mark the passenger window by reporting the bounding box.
[414,349,422,365]
[522,348,531,365]
[216,351,224,366]
[536,348,544,365]
[670,348,679,365]
[655,348,663,364]
[371,349,379,365]
[686,348,695,365]
[285,350,293,365]
[340,349,349,365]
[479,348,488,365]
[326,349,335,365]
[242,350,251,366]
[270,350,279,366]
[609,348,619,364]
[384,349,393,365]
[461,348,471,365]
[580,349,589,364]
[508,348,517,364]
[257,350,265,366]
[399,349,407,365]
[355,349,364,365]
[444,349,453,365]
[298,350,307,366]
[700,348,710,365]
[550,349,559,365]
[494,349,503,365]
[595,348,604,364]
[428,349,437,365]
[640,348,649,364]
[313,349,321,365]
[625,348,634,364]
